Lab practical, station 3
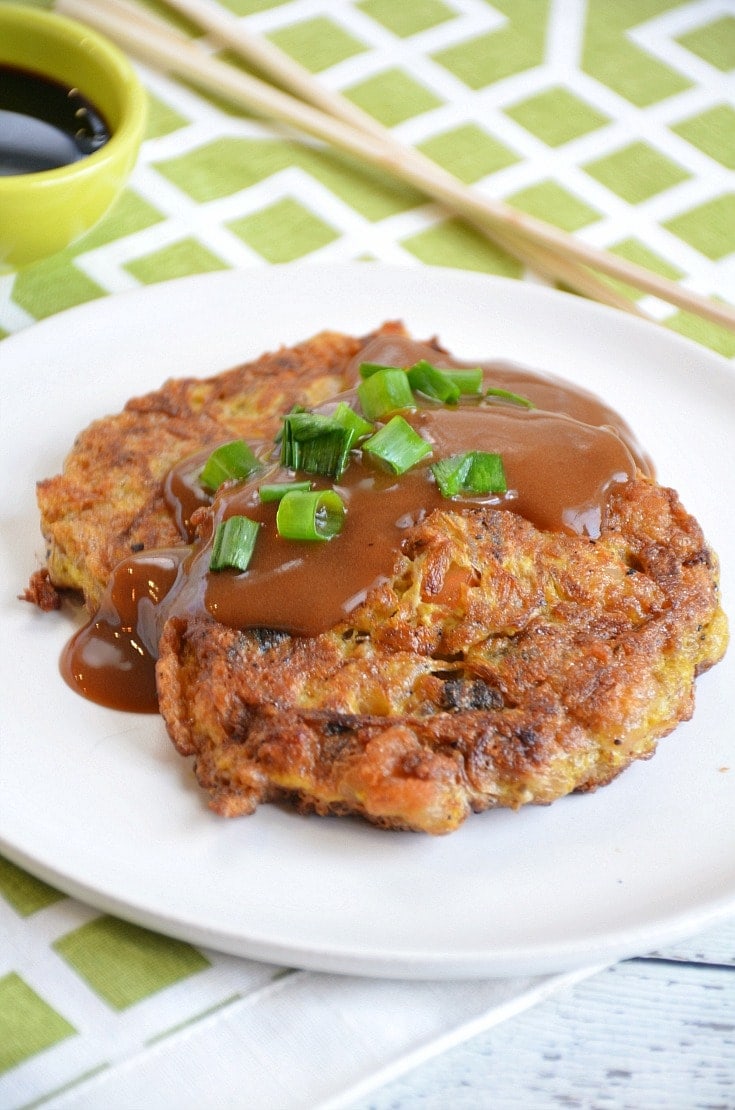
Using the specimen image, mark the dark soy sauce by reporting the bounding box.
[0,64,110,175]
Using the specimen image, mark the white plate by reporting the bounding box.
[1,264,733,979]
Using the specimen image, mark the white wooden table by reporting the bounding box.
[357,918,735,1108]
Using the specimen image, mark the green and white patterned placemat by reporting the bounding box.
[1,0,733,350]
[1,1,734,1104]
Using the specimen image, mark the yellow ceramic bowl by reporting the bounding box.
[0,4,147,269]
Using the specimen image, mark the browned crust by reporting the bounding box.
[157,479,728,834]
[21,568,61,611]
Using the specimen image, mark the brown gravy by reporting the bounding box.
[60,337,651,712]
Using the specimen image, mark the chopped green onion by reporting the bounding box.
[280,412,355,479]
[200,439,262,491]
[407,360,461,405]
[431,451,507,497]
[358,361,402,379]
[465,451,507,493]
[444,366,483,395]
[258,480,312,503]
[430,453,473,498]
[276,489,345,541]
[330,401,374,440]
[274,404,306,443]
[209,515,260,571]
[362,415,432,474]
[357,367,415,420]
[485,386,534,409]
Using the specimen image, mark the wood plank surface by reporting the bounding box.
[357,919,735,1109]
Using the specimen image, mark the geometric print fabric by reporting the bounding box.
[1,0,733,352]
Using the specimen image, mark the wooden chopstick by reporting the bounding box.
[58,0,735,334]
[161,0,657,313]
[170,2,731,333]
[58,0,645,317]
[154,0,735,334]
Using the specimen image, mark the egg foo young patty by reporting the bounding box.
[27,326,728,834]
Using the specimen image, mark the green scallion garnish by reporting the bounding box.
[358,361,402,379]
[330,401,374,441]
[464,451,507,493]
[407,360,461,405]
[280,412,355,479]
[430,454,472,498]
[274,404,307,444]
[258,480,312,503]
[444,366,483,395]
[357,367,415,420]
[485,387,534,408]
[431,451,507,497]
[209,515,260,571]
[200,439,262,491]
[362,415,432,474]
[276,488,346,541]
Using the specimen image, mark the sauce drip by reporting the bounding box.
[60,338,652,712]
[61,551,187,712]
[0,64,109,176]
